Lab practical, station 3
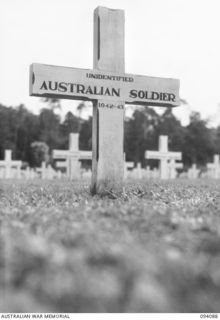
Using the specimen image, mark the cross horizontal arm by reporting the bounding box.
[125,161,134,167]
[207,163,218,169]
[145,150,182,160]
[0,160,22,166]
[169,162,183,168]
[79,151,92,160]
[52,150,70,159]
[30,63,180,107]
[55,161,68,168]
[167,152,182,160]
[145,151,166,160]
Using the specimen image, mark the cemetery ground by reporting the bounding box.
[0,179,220,313]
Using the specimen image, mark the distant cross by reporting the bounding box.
[187,164,200,179]
[81,168,92,180]
[124,162,134,179]
[55,160,68,177]
[124,154,134,179]
[36,162,58,179]
[151,167,160,179]
[30,7,180,194]
[207,155,220,179]
[46,165,57,179]
[45,165,63,179]
[145,136,182,179]
[30,168,37,179]
[0,150,22,179]
[145,165,152,179]
[168,158,183,179]
[133,163,143,179]
[23,167,36,179]
[36,161,47,179]
[56,169,63,180]
[53,133,92,179]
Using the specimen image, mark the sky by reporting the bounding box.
[1,0,220,126]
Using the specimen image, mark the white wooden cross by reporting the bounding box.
[124,153,134,179]
[124,162,134,179]
[168,159,183,179]
[132,163,143,179]
[0,150,22,179]
[187,164,200,179]
[36,161,47,179]
[145,165,152,179]
[151,167,160,179]
[207,155,220,179]
[53,133,92,179]
[145,136,182,179]
[46,164,58,179]
[30,7,180,194]
[22,167,37,179]
[36,162,59,179]
[81,168,92,180]
[45,165,63,179]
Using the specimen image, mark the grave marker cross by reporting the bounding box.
[36,161,46,179]
[124,153,134,179]
[30,7,180,194]
[133,163,143,179]
[0,150,22,179]
[207,155,220,179]
[187,164,200,179]
[53,133,92,179]
[145,136,182,179]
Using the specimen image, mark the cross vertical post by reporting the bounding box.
[68,133,80,179]
[0,150,22,179]
[91,7,125,194]
[145,135,182,179]
[187,164,200,179]
[159,136,169,179]
[207,154,220,179]
[5,150,12,179]
[36,161,46,179]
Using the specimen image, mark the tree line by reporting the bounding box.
[0,102,219,169]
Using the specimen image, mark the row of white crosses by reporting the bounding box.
[123,135,220,180]
[36,161,63,180]
[129,164,159,180]
[0,151,59,180]
[0,133,92,180]
[0,144,219,180]
[124,154,160,180]
[183,156,220,179]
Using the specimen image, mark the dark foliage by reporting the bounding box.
[0,102,219,168]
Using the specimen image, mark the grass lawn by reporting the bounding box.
[0,178,220,312]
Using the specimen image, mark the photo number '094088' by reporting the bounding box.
[98,102,124,109]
